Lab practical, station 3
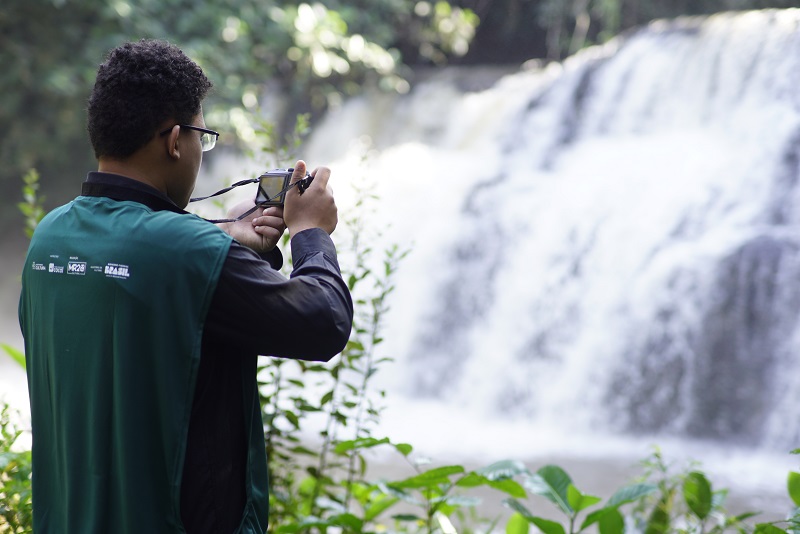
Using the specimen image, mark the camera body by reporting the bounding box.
[255,168,313,207]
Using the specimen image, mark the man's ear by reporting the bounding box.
[164,125,181,160]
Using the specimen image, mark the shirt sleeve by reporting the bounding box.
[204,228,354,360]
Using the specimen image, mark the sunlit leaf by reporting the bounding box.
[684,471,712,520]
[1,344,25,370]
[394,442,413,456]
[598,508,625,534]
[567,484,601,512]
[506,512,530,534]
[789,472,800,507]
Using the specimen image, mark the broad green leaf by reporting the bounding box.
[456,472,488,488]
[333,436,390,454]
[606,483,659,507]
[530,516,567,534]
[581,508,612,531]
[394,442,413,456]
[364,495,399,522]
[389,465,465,489]
[645,491,673,534]
[330,513,363,530]
[297,476,317,496]
[478,459,529,480]
[755,524,788,534]
[488,478,527,498]
[567,484,602,512]
[506,512,530,534]
[788,472,800,507]
[598,508,624,534]
[525,465,574,515]
[1,344,25,370]
[684,471,712,520]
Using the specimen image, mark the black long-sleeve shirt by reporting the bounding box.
[81,172,353,533]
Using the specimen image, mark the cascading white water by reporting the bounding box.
[301,8,800,473]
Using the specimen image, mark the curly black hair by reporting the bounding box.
[87,39,212,159]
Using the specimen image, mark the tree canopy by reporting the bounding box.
[2,0,799,221]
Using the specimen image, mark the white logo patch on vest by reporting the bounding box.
[104,263,131,279]
[67,261,87,275]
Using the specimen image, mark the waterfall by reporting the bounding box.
[302,8,800,456]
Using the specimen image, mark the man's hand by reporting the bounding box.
[284,160,338,236]
[220,199,286,253]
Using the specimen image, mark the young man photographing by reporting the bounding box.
[18,39,353,533]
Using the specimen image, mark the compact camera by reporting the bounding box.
[255,168,313,207]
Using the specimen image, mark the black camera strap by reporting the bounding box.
[190,175,312,224]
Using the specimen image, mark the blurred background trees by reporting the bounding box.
[2,0,799,230]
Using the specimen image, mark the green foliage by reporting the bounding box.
[0,405,32,534]
[0,0,479,206]
[17,170,45,240]
[0,346,25,372]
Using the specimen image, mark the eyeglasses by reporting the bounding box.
[159,124,219,152]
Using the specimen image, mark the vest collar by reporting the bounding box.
[81,172,187,214]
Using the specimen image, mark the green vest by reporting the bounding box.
[19,196,269,533]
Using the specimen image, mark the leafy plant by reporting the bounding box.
[505,463,658,534]
[17,169,45,240]
[0,405,32,534]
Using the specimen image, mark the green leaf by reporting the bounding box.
[504,498,537,522]
[567,484,601,512]
[581,508,612,530]
[394,442,413,456]
[530,516,567,534]
[598,508,625,534]
[645,490,673,534]
[478,459,530,480]
[755,524,788,534]
[506,512,530,534]
[389,465,465,489]
[489,478,528,498]
[364,495,399,522]
[329,513,363,530]
[525,465,573,515]
[284,410,300,429]
[456,472,487,488]
[333,436,389,454]
[1,344,25,370]
[320,390,334,405]
[606,483,659,507]
[392,513,423,522]
[788,472,800,507]
[684,471,712,520]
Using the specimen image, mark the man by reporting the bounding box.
[18,39,353,533]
